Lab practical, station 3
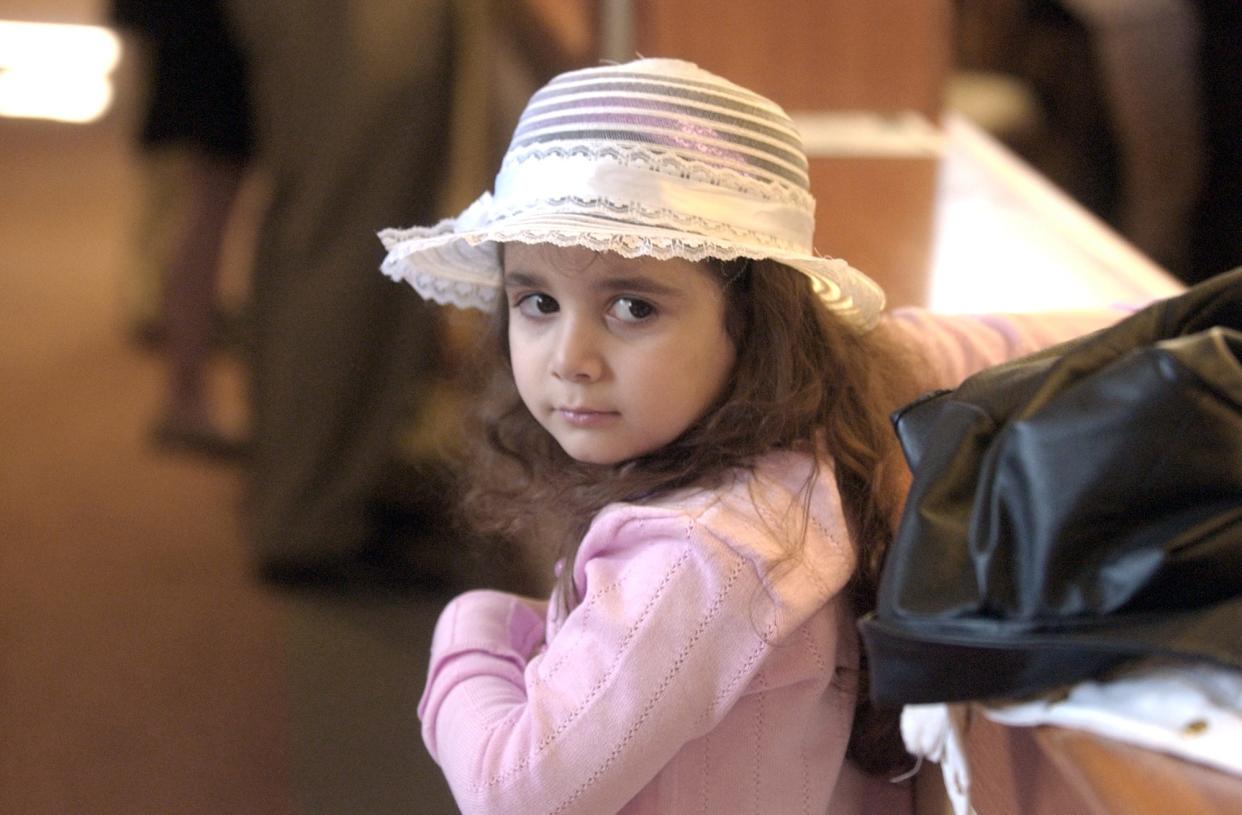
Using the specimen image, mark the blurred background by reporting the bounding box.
[0,1,1235,813]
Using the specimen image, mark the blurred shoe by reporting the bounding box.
[256,460,468,598]
[151,415,250,462]
[129,318,167,351]
[256,537,458,599]
[215,302,255,355]
[126,304,252,354]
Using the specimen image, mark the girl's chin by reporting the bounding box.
[555,438,638,467]
[561,447,626,466]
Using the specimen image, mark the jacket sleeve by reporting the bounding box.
[417,508,845,815]
[885,306,1131,391]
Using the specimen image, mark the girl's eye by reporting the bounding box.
[515,293,559,316]
[609,297,656,323]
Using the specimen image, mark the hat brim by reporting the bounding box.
[379,206,885,330]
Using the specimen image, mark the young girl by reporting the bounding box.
[379,58,1117,815]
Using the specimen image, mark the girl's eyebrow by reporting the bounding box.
[503,269,683,298]
[594,276,682,297]
[503,270,545,289]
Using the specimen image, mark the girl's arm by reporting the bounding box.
[418,507,844,815]
[884,306,1132,392]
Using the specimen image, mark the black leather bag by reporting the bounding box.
[860,268,1242,706]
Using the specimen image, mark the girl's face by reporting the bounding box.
[503,244,737,465]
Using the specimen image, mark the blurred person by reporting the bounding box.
[110,0,254,458]
[954,0,1205,277]
[1188,0,1242,283]
[223,1,462,589]
[1058,0,1204,275]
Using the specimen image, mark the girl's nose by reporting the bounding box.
[551,318,604,383]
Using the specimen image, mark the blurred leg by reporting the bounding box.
[227,0,454,566]
[156,152,247,442]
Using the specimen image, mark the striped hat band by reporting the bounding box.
[508,66,811,191]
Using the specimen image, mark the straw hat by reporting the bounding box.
[379,58,885,328]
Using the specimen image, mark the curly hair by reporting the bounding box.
[455,253,923,775]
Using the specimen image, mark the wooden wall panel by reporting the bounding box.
[810,157,938,308]
[632,0,952,117]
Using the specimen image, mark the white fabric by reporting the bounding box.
[491,154,816,251]
[901,704,973,815]
[983,661,1242,777]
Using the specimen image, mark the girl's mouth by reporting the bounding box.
[557,408,619,427]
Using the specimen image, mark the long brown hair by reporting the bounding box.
[457,254,922,775]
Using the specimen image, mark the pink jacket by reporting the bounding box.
[418,308,1124,815]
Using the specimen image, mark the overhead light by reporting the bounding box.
[0,20,121,123]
